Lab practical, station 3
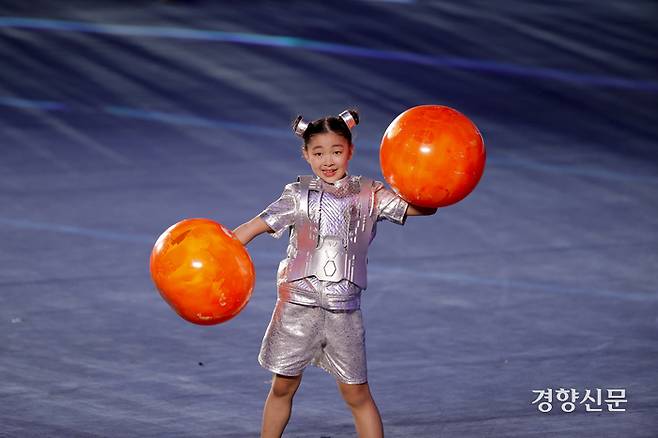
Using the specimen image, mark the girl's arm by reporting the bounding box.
[406,204,438,216]
[233,216,273,246]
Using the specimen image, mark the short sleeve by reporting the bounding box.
[258,182,298,239]
[373,180,408,225]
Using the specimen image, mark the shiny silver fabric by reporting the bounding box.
[258,299,367,384]
[259,174,408,312]
[257,174,408,383]
[286,175,375,289]
[338,110,357,129]
[293,116,308,137]
[277,275,362,310]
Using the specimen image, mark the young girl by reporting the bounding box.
[233,109,436,438]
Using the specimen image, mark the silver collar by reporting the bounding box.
[315,173,356,196]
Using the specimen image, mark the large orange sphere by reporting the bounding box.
[380,105,486,208]
[149,218,255,325]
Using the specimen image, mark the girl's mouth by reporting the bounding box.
[322,169,336,177]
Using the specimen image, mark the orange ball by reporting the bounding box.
[380,105,486,208]
[149,218,255,325]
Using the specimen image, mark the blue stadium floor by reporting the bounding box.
[0,1,656,436]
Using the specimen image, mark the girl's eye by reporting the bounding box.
[334,151,342,155]
[314,153,322,157]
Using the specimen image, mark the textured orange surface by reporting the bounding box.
[149,218,255,325]
[380,105,486,208]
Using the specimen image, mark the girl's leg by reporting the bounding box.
[337,381,384,438]
[261,373,303,438]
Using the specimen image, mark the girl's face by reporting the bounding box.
[302,131,353,184]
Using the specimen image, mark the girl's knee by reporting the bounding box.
[270,373,302,399]
[338,382,372,408]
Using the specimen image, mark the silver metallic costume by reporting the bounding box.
[287,174,375,290]
[258,173,408,383]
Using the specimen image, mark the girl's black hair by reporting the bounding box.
[293,109,359,149]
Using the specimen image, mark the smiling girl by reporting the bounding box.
[233,109,436,438]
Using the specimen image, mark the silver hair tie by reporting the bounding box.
[338,110,357,130]
[293,116,309,137]
[293,110,356,137]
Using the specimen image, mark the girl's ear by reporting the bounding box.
[347,143,354,160]
[301,147,310,163]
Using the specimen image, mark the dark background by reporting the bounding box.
[1,1,657,436]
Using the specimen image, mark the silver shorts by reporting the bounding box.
[258,299,367,384]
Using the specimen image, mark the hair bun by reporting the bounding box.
[338,109,359,130]
[347,109,359,126]
[292,115,308,137]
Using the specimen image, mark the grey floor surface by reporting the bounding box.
[0,1,657,437]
